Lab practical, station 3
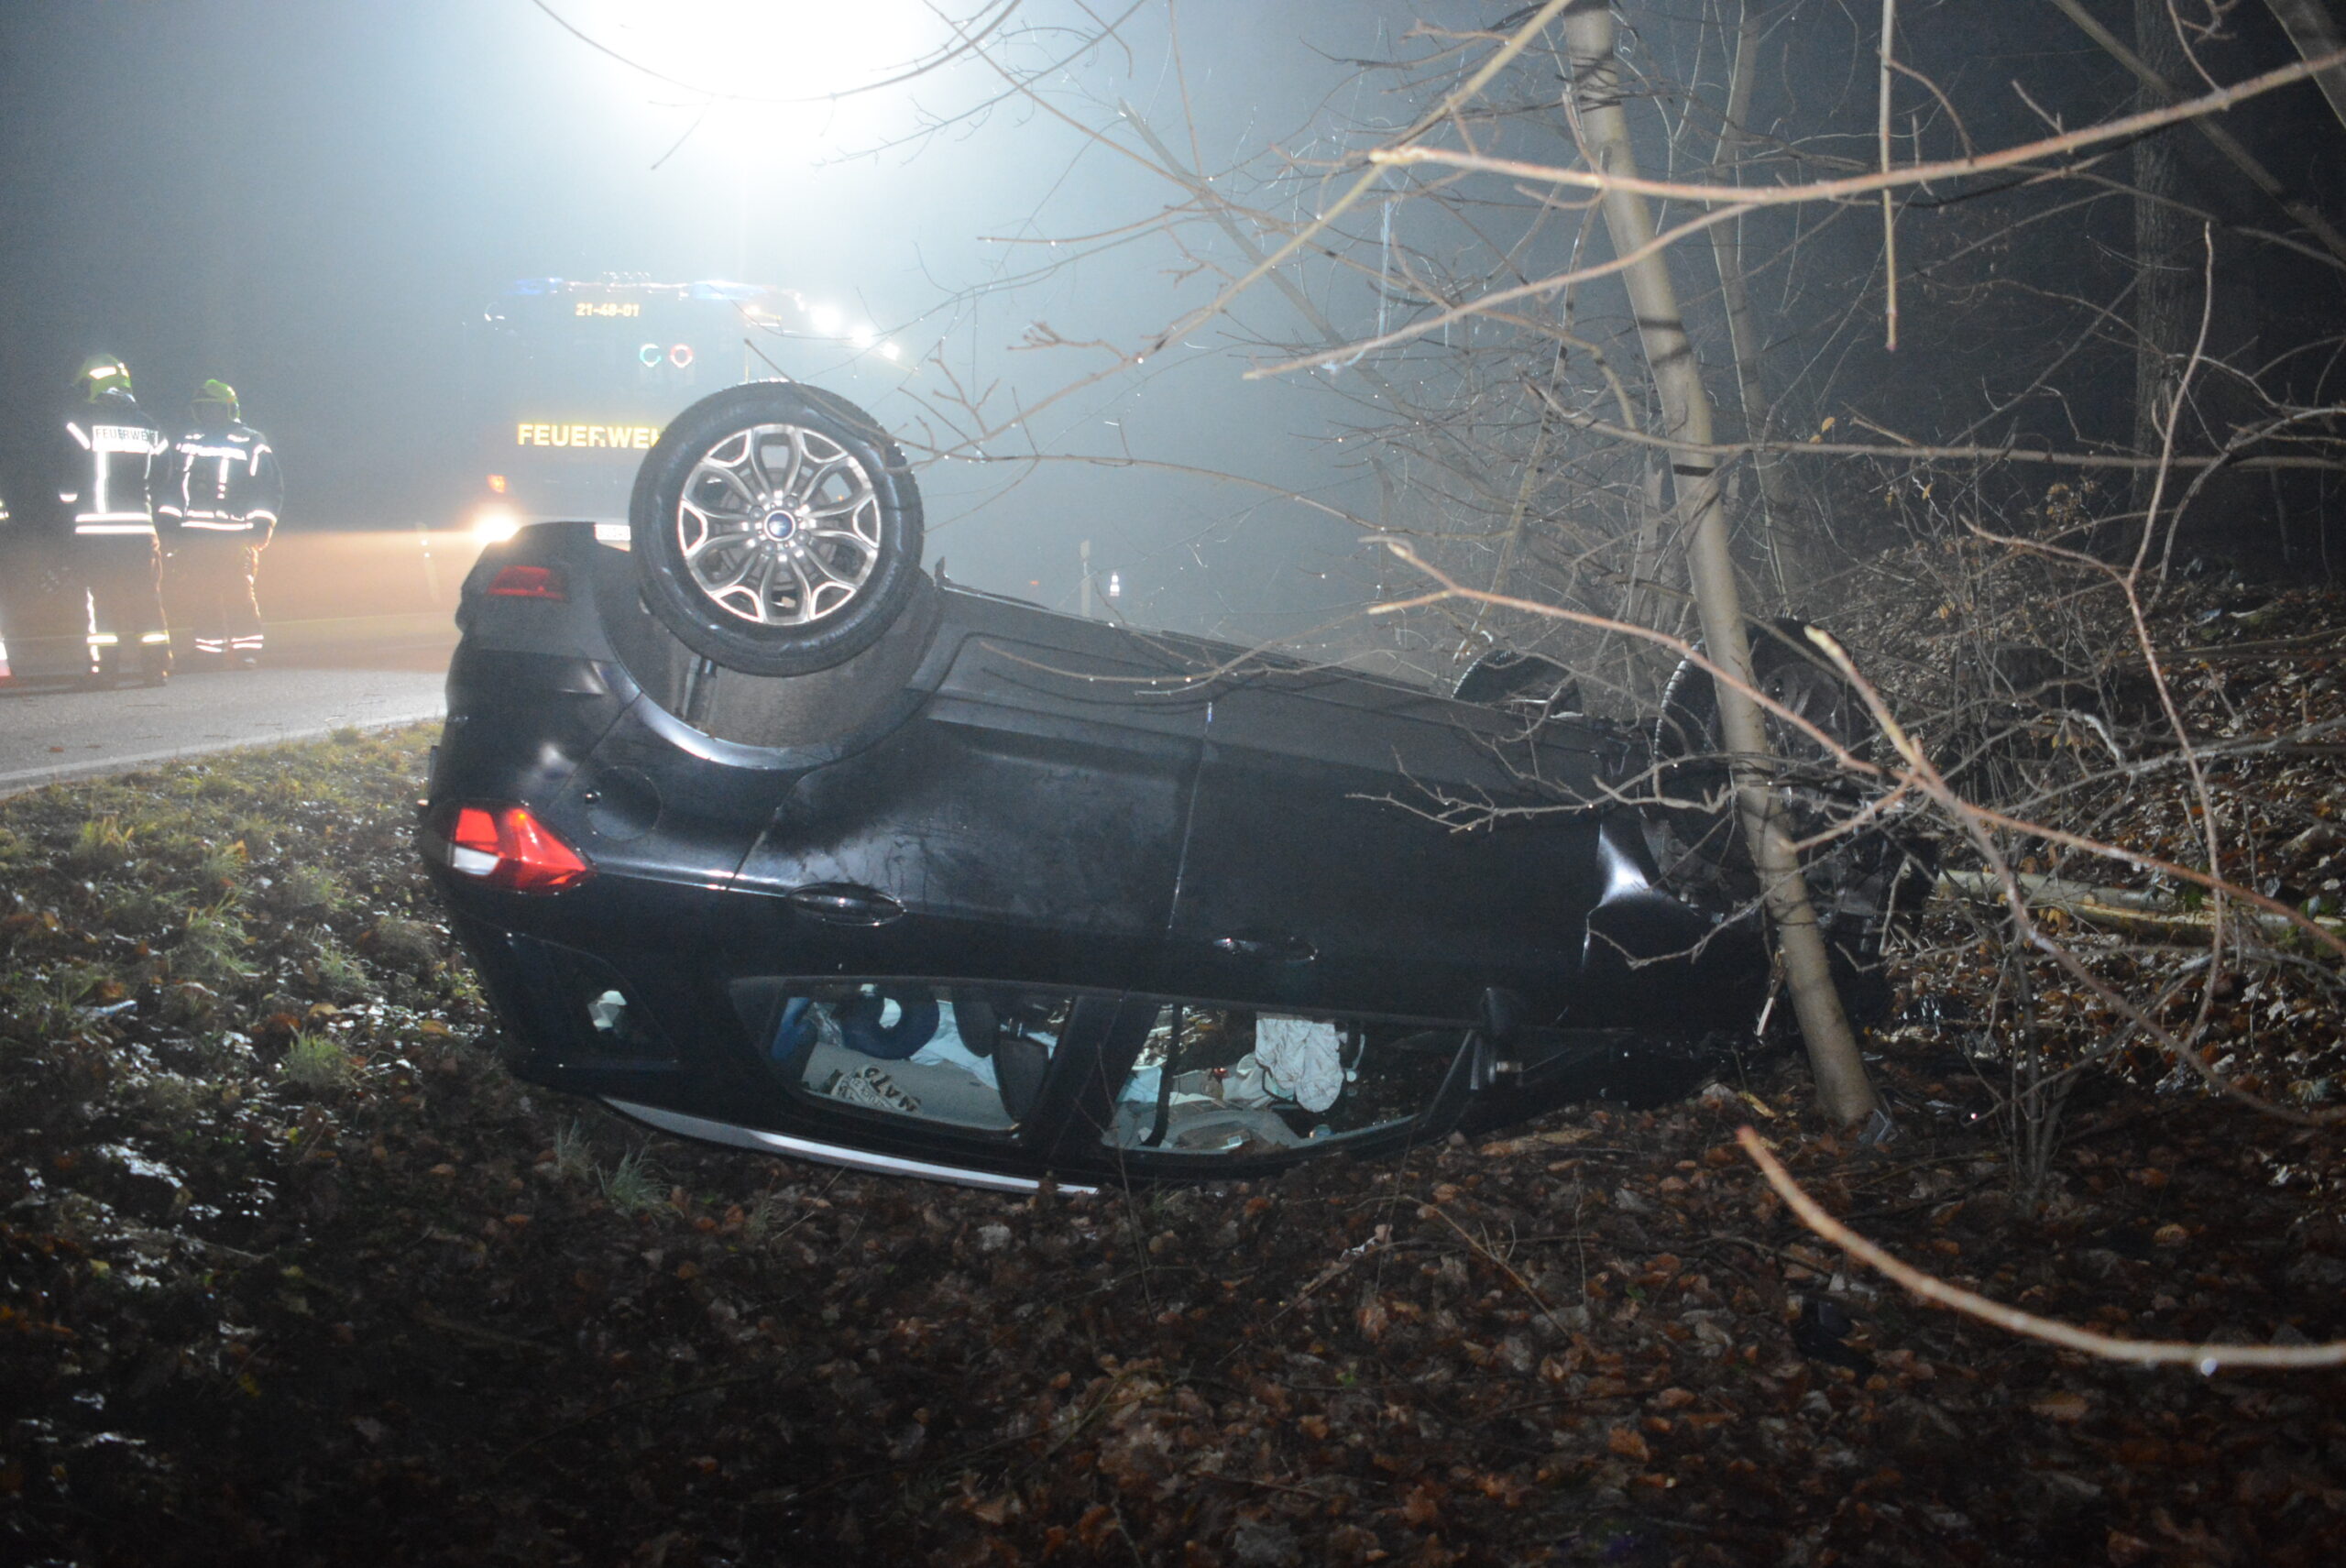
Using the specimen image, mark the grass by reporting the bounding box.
[191,771,250,803]
[269,863,346,919]
[173,898,256,985]
[94,883,176,936]
[0,970,100,1047]
[740,1186,797,1242]
[308,937,369,1001]
[597,1146,665,1215]
[551,1119,595,1181]
[121,1069,210,1123]
[228,816,279,861]
[368,915,437,971]
[158,982,224,1030]
[192,840,247,890]
[279,1030,354,1090]
[1,730,464,1117]
[67,816,137,872]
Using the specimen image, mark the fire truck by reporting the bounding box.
[465,277,795,536]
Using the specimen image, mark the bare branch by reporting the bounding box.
[1366,49,2346,206]
[1738,1126,2346,1370]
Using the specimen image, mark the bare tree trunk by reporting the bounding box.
[1562,0,1878,1125]
[2132,0,2198,519]
[2047,0,2346,265]
[1705,0,1798,606]
[2264,0,2346,133]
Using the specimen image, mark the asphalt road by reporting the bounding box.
[0,661,451,796]
[0,528,474,795]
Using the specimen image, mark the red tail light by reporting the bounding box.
[435,803,593,894]
[487,564,566,600]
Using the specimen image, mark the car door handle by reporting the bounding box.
[784,883,904,927]
[1211,932,1316,964]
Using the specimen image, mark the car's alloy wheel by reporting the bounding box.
[682,423,879,625]
[632,382,925,676]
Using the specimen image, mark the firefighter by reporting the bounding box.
[56,355,172,684]
[159,378,281,668]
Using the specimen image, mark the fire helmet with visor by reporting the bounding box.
[192,378,240,425]
[75,355,132,401]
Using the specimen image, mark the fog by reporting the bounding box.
[0,0,1435,640]
[4,1,2338,653]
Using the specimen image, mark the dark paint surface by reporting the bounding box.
[422,521,1764,1185]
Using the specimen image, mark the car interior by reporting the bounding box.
[743,978,1464,1157]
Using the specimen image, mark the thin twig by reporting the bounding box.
[1878,0,1900,352]
[1368,49,2344,209]
[1520,383,2343,474]
[1423,1202,1572,1337]
[1738,1126,2346,1370]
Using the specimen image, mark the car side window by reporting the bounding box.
[1102,1003,1461,1155]
[766,982,1075,1133]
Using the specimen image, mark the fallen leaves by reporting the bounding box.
[2,692,2344,1568]
[1606,1425,1651,1464]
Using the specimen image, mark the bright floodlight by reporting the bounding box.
[571,1,929,95]
[475,508,522,544]
[879,341,902,361]
[809,303,844,335]
[566,1,941,156]
[849,323,876,350]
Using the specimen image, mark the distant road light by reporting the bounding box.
[879,341,902,361]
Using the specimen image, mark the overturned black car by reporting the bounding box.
[419,383,1919,1191]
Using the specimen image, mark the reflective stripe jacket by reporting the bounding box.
[159,420,283,543]
[57,389,167,538]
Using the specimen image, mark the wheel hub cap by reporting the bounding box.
[674,421,885,629]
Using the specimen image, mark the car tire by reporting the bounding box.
[1655,617,1859,777]
[631,381,926,677]
[1453,647,1582,711]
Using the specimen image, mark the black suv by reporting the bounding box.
[419,383,1912,1191]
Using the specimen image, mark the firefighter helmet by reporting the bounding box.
[75,355,132,400]
[192,378,239,424]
